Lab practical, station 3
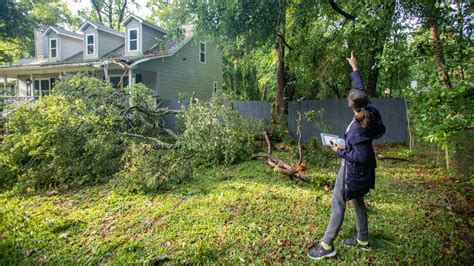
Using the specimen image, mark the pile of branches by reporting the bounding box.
[252,111,308,181]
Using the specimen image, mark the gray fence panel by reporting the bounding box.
[157,100,272,130]
[232,101,272,126]
[288,98,407,144]
[157,100,188,131]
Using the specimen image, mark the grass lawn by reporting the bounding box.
[1,145,472,264]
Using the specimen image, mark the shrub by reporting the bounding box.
[112,143,192,193]
[176,93,262,165]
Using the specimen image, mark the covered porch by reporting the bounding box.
[0,62,157,108]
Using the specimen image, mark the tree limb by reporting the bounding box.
[328,0,355,20]
[277,33,293,51]
[252,116,308,182]
[91,0,104,23]
[121,132,174,149]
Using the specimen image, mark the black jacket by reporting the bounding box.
[336,71,386,200]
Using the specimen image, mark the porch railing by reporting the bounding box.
[0,96,35,118]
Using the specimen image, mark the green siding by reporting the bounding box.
[137,39,223,100]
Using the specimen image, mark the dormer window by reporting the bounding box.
[50,39,57,58]
[128,28,138,51]
[199,42,206,63]
[86,34,95,55]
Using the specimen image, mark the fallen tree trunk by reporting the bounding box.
[252,112,308,181]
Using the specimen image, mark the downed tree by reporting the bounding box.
[252,111,308,181]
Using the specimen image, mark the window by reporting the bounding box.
[33,79,52,97]
[135,74,142,84]
[213,81,217,92]
[109,76,129,89]
[86,34,95,55]
[50,39,57,58]
[199,42,206,63]
[128,29,138,51]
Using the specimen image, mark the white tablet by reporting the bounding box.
[320,133,339,146]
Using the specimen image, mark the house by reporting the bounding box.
[0,14,224,104]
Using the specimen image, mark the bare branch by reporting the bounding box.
[121,132,174,149]
[328,0,356,20]
[277,33,294,51]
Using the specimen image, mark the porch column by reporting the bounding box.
[3,76,6,96]
[30,73,35,99]
[128,68,133,88]
[16,76,19,96]
[104,63,109,81]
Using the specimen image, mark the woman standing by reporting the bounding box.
[308,51,386,260]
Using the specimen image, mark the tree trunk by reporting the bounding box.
[108,0,113,29]
[456,1,465,81]
[424,1,452,89]
[117,0,128,30]
[366,2,395,97]
[275,1,286,116]
[91,0,104,24]
[429,24,452,89]
[367,52,380,97]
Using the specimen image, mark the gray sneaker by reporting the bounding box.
[307,243,337,260]
[343,236,371,251]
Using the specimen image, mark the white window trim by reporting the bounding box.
[50,38,58,59]
[128,28,139,52]
[86,33,95,55]
[199,41,206,64]
[34,78,52,97]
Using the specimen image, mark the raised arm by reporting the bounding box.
[347,51,367,94]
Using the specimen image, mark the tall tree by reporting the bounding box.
[155,0,293,115]
[90,0,137,29]
[402,0,454,89]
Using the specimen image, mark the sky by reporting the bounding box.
[60,0,153,18]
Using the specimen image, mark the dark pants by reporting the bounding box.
[322,160,368,245]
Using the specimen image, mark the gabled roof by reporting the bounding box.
[2,36,191,70]
[78,21,125,38]
[121,14,167,34]
[43,26,83,40]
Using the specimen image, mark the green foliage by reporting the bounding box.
[176,93,262,165]
[0,74,174,191]
[112,144,191,193]
[303,138,338,170]
[406,83,473,147]
[1,77,126,190]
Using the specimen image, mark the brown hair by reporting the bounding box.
[347,89,373,129]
